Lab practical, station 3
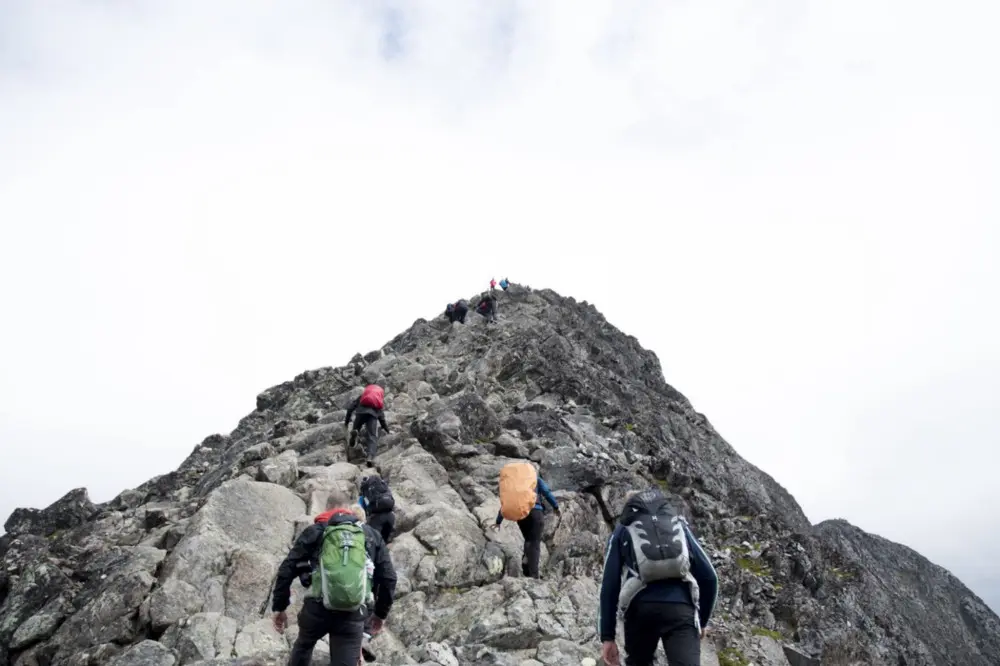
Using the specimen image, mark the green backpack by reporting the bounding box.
[310,522,371,611]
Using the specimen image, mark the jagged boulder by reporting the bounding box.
[4,488,95,537]
[0,536,74,649]
[107,640,177,666]
[160,612,239,663]
[156,479,305,625]
[48,546,166,661]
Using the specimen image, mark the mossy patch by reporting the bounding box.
[718,647,750,666]
[752,626,783,640]
[830,566,856,581]
[736,556,771,575]
[624,423,635,432]
[655,479,669,492]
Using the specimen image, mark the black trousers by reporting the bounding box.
[623,601,700,666]
[290,599,365,666]
[367,510,395,544]
[351,414,379,459]
[517,508,544,578]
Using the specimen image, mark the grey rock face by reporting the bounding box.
[107,641,177,666]
[1,285,997,666]
[3,488,95,537]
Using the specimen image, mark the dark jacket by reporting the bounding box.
[446,300,468,323]
[477,294,496,315]
[344,397,390,432]
[272,509,397,619]
[495,477,559,525]
[597,513,718,641]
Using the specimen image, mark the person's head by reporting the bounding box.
[325,488,352,511]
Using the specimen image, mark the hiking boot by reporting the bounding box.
[365,457,375,468]
[349,431,358,448]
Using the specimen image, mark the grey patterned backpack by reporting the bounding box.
[617,488,698,613]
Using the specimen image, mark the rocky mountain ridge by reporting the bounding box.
[2,284,998,666]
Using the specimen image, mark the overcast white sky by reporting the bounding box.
[1,0,998,611]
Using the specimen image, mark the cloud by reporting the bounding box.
[1,0,998,610]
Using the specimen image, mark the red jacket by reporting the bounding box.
[314,508,354,524]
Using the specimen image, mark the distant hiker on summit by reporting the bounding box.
[271,488,397,666]
[476,292,498,324]
[345,384,390,467]
[597,487,718,666]
[490,277,497,292]
[491,462,559,578]
[445,299,469,324]
[499,277,510,291]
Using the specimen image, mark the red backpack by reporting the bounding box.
[359,384,385,410]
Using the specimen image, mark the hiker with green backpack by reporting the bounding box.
[271,489,397,666]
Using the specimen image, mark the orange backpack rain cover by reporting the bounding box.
[499,462,538,521]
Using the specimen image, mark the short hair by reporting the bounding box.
[325,488,351,510]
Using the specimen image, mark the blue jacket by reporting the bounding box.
[598,519,718,641]
[495,478,559,524]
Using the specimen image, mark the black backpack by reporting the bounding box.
[360,476,395,514]
[619,489,691,583]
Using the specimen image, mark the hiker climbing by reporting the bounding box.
[350,504,379,665]
[490,277,497,292]
[359,474,396,545]
[345,383,390,467]
[597,487,718,666]
[499,277,510,291]
[271,489,397,666]
[476,292,498,324]
[491,462,559,578]
[445,299,469,324]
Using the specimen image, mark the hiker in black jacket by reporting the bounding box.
[345,384,390,467]
[359,474,396,544]
[272,489,397,666]
[598,488,718,666]
[476,292,497,324]
[445,299,469,324]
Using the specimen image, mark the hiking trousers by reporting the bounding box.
[367,510,396,544]
[623,601,700,666]
[517,508,544,578]
[351,414,379,460]
[290,599,365,666]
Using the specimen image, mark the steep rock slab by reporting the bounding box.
[255,450,298,488]
[157,480,305,625]
[49,546,166,661]
[107,640,177,666]
[160,612,239,665]
[812,519,1000,666]
[0,536,75,649]
[377,445,499,589]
